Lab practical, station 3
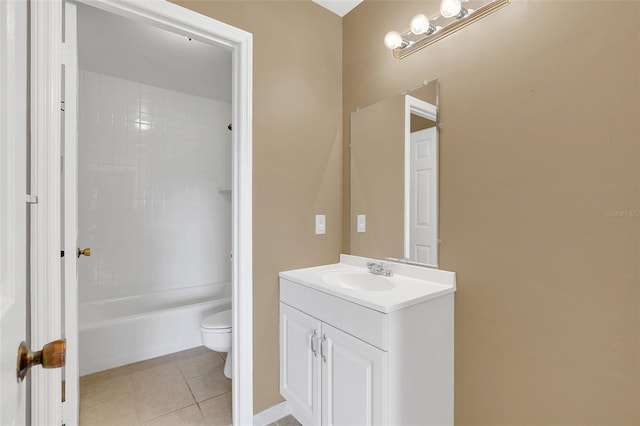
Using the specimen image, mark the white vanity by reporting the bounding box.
[279,254,456,426]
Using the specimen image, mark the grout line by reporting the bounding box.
[197,391,232,426]
[178,363,189,382]
[136,403,200,426]
[195,400,209,426]
[185,373,198,402]
[198,389,231,404]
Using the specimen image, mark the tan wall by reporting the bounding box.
[410,114,435,133]
[350,94,405,258]
[344,0,639,424]
[172,1,343,413]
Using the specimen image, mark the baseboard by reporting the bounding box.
[253,401,291,426]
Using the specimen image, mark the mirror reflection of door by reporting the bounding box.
[407,120,437,265]
[404,95,438,266]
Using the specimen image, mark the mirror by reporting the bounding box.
[350,80,439,267]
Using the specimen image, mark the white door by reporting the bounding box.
[0,1,28,424]
[321,323,387,426]
[280,303,322,426]
[408,126,438,265]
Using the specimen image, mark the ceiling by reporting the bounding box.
[77,4,232,102]
[77,1,363,100]
[312,0,363,17]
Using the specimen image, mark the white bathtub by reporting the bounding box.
[79,282,231,376]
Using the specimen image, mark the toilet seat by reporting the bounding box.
[201,310,231,331]
[200,309,233,379]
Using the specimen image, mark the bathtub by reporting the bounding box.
[79,282,231,376]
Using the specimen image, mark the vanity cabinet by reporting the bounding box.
[279,272,454,426]
[280,303,386,426]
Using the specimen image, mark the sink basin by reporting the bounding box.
[321,271,396,292]
[280,255,456,313]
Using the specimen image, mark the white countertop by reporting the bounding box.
[279,254,456,313]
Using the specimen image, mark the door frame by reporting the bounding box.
[403,95,438,266]
[33,0,253,424]
[0,0,28,424]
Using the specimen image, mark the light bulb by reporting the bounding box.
[440,0,462,18]
[410,14,431,35]
[384,31,404,50]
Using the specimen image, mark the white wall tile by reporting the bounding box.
[78,71,231,302]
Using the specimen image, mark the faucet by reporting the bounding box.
[366,260,393,277]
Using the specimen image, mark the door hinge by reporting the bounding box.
[61,42,73,66]
[60,156,65,174]
[60,100,65,112]
[26,194,38,204]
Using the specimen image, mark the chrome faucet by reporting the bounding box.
[366,260,393,277]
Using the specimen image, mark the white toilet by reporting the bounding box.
[200,309,232,379]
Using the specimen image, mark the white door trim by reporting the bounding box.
[404,95,438,267]
[35,1,253,424]
[30,1,64,424]
[62,2,79,424]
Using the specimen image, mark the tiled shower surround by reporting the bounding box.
[78,70,231,302]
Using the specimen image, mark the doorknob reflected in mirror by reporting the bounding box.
[77,247,91,258]
[16,339,66,382]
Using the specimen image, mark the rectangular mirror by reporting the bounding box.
[350,80,439,267]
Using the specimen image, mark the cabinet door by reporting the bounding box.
[321,323,387,426]
[280,303,322,426]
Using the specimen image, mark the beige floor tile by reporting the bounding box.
[80,374,134,408]
[133,380,196,422]
[198,392,232,426]
[186,366,231,402]
[79,396,137,426]
[81,347,232,426]
[129,353,179,373]
[176,346,211,360]
[179,351,224,379]
[131,361,184,394]
[138,404,206,426]
[80,364,131,387]
[269,414,302,426]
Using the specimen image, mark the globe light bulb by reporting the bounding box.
[410,14,431,35]
[384,31,404,50]
[440,0,462,18]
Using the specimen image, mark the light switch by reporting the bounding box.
[357,214,366,232]
[315,215,326,235]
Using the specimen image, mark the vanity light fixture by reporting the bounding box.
[385,0,510,59]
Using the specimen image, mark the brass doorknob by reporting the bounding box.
[16,339,66,382]
[77,247,91,258]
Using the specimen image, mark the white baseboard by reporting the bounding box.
[253,401,291,426]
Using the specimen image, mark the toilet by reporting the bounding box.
[200,309,232,379]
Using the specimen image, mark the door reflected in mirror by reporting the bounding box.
[350,80,439,267]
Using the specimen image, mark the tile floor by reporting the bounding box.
[80,346,231,425]
[267,415,301,426]
[80,346,301,426]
